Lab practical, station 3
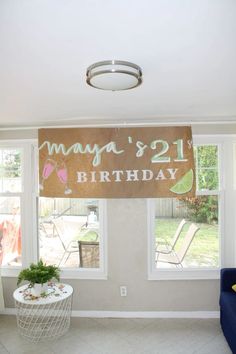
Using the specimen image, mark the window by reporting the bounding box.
[0,141,107,280]
[148,137,224,279]
[39,198,103,269]
[0,147,23,267]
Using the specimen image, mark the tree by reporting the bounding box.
[179,145,219,224]
[195,145,218,191]
[1,150,21,178]
[179,196,218,224]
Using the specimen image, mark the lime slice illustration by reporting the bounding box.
[170,169,194,194]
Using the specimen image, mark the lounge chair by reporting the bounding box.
[156,219,187,254]
[51,217,86,266]
[156,223,200,267]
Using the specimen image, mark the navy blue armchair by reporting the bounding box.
[220,268,236,353]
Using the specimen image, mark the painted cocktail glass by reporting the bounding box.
[39,159,57,190]
[56,162,72,195]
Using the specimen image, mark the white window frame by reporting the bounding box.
[0,140,108,280]
[148,135,236,280]
[0,140,37,277]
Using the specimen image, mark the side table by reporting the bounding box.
[13,283,73,342]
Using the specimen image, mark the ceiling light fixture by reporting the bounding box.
[86,60,142,91]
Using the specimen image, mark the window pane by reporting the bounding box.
[195,145,218,168]
[0,197,21,266]
[194,145,218,191]
[198,169,218,190]
[0,149,22,192]
[39,198,100,268]
[155,197,219,269]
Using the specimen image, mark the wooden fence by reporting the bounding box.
[155,198,188,218]
[1,196,188,219]
[39,198,188,219]
[39,199,98,218]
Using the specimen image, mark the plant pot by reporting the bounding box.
[31,283,48,297]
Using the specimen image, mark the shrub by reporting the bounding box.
[179,196,218,224]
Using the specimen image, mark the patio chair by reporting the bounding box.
[78,241,99,268]
[156,219,187,255]
[39,205,75,238]
[51,217,86,266]
[156,223,200,267]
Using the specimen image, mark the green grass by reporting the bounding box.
[155,218,219,267]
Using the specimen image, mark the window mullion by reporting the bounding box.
[21,143,36,267]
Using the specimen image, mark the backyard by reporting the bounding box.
[39,216,100,268]
[155,217,219,268]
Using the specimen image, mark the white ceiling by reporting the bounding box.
[0,0,236,128]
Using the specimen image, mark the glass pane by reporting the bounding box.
[194,145,219,191]
[198,168,218,191]
[155,197,219,269]
[39,198,100,269]
[0,149,22,192]
[195,145,218,168]
[0,197,21,266]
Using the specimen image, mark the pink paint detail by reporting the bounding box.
[57,168,68,184]
[42,162,55,179]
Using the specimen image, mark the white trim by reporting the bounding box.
[0,116,236,131]
[147,199,155,279]
[148,269,220,280]
[0,141,108,280]
[147,199,220,281]
[0,267,21,277]
[57,199,108,280]
[0,308,220,319]
[0,139,37,143]
[0,308,16,315]
[21,143,36,267]
[148,136,225,280]
[193,135,236,143]
[70,311,220,319]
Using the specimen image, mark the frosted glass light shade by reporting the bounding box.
[86,60,142,91]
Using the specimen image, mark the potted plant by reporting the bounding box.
[17,259,60,296]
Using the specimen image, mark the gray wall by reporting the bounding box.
[3,199,219,311]
[1,123,234,312]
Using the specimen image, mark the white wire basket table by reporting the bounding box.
[13,283,73,343]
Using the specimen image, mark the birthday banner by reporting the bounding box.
[38,126,196,198]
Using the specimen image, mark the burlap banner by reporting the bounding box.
[38,126,196,198]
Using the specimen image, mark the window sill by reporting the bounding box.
[148,268,220,280]
[1,267,108,280]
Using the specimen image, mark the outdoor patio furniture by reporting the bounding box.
[78,241,99,268]
[156,219,187,255]
[51,217,86,266]
[156,223,200,267]
[39,205,75,238]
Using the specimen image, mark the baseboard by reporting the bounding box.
[71,311,220,318]
[0,308,16,315]
[0,308,220,318]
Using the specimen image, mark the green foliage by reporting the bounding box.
[194,145,218,191]
[178,145,219,224]
[17,259,60,286]
[0,150,21,178]
[180,196,218,224]
[195,145,218,168]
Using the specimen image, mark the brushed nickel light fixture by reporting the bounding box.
[86,60,142,91]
